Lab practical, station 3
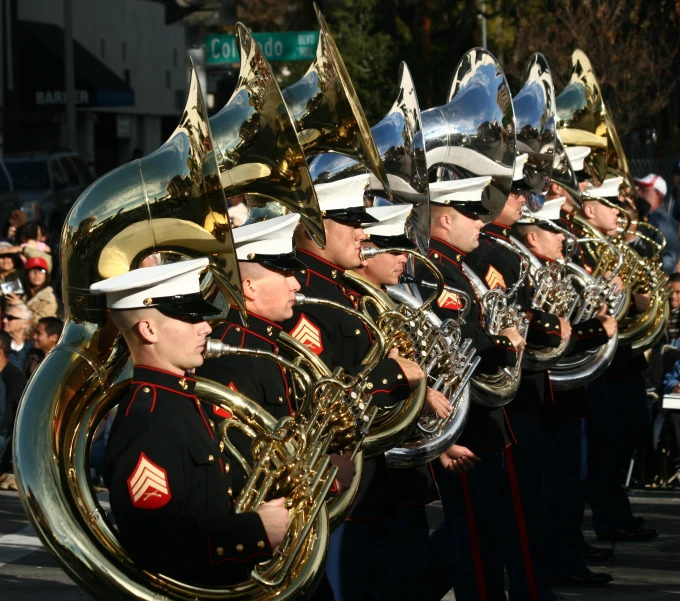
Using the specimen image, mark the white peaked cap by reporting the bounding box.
[314,173,370,212]
[364,204,412,237]
[429,175,492,205]
[565,146,591,172]
[513,153,529,181]
[517,197,566,223]
[583,175,624,200]
[90,257,209,310]
[233,213,300,260]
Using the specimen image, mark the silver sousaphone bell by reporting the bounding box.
[420,48,516,223]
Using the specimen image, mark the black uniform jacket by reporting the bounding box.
[416,237,515,451]
[103,366,273,585]
[524,252,611,422]
[197,311,294,493]
[283,249,413,520]
[466,222,563,417]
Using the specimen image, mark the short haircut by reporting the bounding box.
[430,204,454,227]
[238,261,268,281]
[0,330,11,356]
[38,316,64,338]
[670,272,680,284]
[109,307,153,333]
[511,223,539,242]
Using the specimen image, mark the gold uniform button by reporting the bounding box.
[382,379,388,385]
[235,326,241,332]
[142,387,151,393]
[300,269,306,274]
[397,374,403,380]
[433,253,439,259]
[228,487,233,496]
[278,396,283,402]
[355,329,361,335]
[236,544,244,552]
[544,323,549,328]
[208,454,214,462]
[209,420,215,429]
[331,269,338,279]
[224,463,230,474]
[257,540,266,549]
[589,329,594,333]
[537,320,541,325]
[456,254,461,261]
[179,378,188,390]
[578,331,583,336]
[219,441,225,452]
[267,326,273,336]
[216,547,224,556]
[366,382,374,390]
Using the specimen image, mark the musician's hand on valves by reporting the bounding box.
[558,317,572,342]
[438,445,481,475]
[596,314,618,338]
[424,387,451,419]
[388,347,424,389]
[499,327,526,352]
[634,293,650,312]
[256,497,291,548]
[329,453,356,493]
[605,271,624,293]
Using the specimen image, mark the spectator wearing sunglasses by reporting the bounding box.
[2,304,34,370]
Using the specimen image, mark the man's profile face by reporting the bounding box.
[324,219,366,269]
[530,227,565,261]
[360,242,407,287]
[446,209,483,253]
[247,267,301,322]
[153,312,212,372]
[497,191,525,226]
[33,323,58,353]
[670,281,680,310]
[585,200,619,235]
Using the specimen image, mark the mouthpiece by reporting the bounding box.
[361,247,379,260]
[203,338,236,358]
[294,293,307,305]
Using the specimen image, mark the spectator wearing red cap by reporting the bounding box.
[635,173,679,275]
[5,256,58,331]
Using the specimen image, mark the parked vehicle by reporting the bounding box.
[0,158,21,235]
[4,152,94,236]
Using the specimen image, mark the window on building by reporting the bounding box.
[166,70,171,89]
[100,39,106,59]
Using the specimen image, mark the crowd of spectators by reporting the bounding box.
[0,210,63,491]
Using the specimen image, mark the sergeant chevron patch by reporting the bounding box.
[485,265,507,290]
[127,453,171,509]
[290,314,323,354]
[437,289,463,310]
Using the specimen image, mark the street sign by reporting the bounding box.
[206,31,318,65]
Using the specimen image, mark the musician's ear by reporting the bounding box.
[582,202,595,219]
[525,230,538,250]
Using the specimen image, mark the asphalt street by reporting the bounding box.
[1,488,679,600]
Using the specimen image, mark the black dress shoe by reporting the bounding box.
[597,527,658,541]
[556,568,613,587]
[583,541,615,562]
[631,515,646,527]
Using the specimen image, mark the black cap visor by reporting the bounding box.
[324,207,379,224]
[151,293,222,320]
[448,201,491,216]
[366,234,416,249]
[241,250,308,271]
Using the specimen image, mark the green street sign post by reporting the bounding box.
[206,31,319,65]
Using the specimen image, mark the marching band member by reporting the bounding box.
[283,174,426,601]
[353,203,464,599]
[416,177,546,601]
[465,156,571,601]
[513,198,616,586]
[576,176,659,543]
[197,212,350,600]
[96,258,291,584]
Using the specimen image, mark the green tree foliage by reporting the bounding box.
[325,0,400,123]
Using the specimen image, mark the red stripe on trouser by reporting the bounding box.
[504,446,540,601]
[460,472,488,601]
